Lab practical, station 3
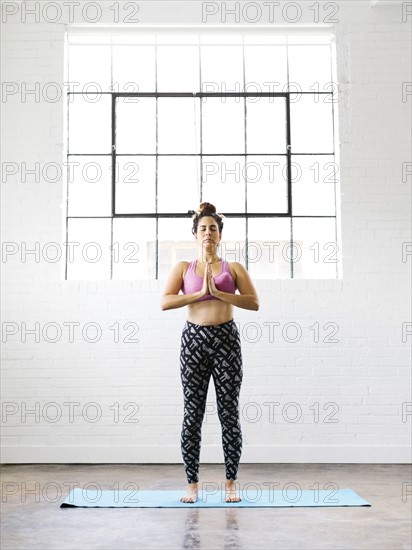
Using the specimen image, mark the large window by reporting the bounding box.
[65,28,341,280]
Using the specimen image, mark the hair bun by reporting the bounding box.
[198,202,216,214]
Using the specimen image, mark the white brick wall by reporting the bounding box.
[1,1,411,463]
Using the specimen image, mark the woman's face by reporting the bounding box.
[195,216,221,249]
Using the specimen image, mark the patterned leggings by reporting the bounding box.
[180,319,243,484]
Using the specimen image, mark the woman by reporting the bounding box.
[160,202,260,503]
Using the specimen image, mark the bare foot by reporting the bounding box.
[180,482,199,503]
[225,479,241,503]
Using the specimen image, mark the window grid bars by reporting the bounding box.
[65,44,338,280]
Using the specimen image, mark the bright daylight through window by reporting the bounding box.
[65,28,341,281]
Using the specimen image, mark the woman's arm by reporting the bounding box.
[160,261,202,311]
[209,262,260,311]
[161,291,203,311]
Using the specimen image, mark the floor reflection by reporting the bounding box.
[182,508,200,550]
[182,505,243,550]
[223,508,242,550]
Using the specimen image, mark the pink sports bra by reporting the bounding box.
[181,259,236,301]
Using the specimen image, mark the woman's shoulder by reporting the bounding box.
[224,260,240,286]
[169,260,191,277]
[177,260,193,276]
[225,261,249,278]
[225,260,243,271]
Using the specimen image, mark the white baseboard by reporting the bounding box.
[1,445,411,464]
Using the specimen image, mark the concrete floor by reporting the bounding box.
[1,463,411,550]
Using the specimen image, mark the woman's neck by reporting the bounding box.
[197,254,221,263]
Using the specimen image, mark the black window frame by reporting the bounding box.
[65,35,339,280]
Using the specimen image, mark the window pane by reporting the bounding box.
[292,218,338,278]
[286,32,332,46]
[244,45,288,90]
[243,32,287,45]
[202,156,245,213]
[68,31,113,46]
[202,97,245,154]
[115,156,156,214]
[201,45,244,92]
[219,218,245,264]
[69,94,111,154]
[116,98,156,154]
[156,31,200,45]
[109,30,157,45]
[288,45,333,93]
[68,45,111,91]
[248,217,291,278]
[292,155,337,216]
[290,95,334,154]
[66,218,111,280]
[112,218,156,280]
[246,97,287,154]
[157,45,200,92]
[112,45,156,92]
[158,156,200,213]
[68,156,112,216]
[246,156,288,213]
[158,98,200,154]
[200,32,244,45]
[158,218,197,280]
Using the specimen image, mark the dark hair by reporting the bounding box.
[188,202,224,236]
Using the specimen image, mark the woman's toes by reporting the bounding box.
[181,492,197,503]
[225,494,241,502]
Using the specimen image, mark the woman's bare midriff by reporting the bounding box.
[183,260,236,326]
[187,300,234,326]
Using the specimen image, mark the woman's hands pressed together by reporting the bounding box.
[207,263,219,297]
[199,262,210,298]
[198,262,220,299]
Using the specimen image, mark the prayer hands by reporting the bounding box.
[206,263,219,297]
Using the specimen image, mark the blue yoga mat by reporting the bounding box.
[61,488,370,508]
